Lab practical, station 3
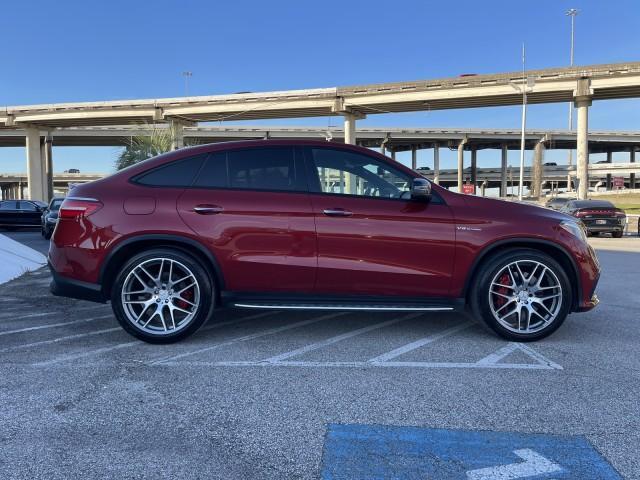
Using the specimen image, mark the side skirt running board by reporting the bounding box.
[232,303,454,312]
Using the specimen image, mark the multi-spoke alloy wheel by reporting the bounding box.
[470,249,571,341]
[122,258,200,335]
[112,249,213,343]
[488,260,562,334]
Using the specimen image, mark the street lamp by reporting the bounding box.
[510,44,534,201]
[182,71,193,96]
[566,9,578,179]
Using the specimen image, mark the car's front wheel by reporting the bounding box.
[111,248,214,344]
[470,249,572,341]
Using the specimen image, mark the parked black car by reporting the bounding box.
[41,197,65,239]
[0,200,46,229]
[561,199,626,237]
[545,197,573,211]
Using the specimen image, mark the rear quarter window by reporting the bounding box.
[134,154,206,187]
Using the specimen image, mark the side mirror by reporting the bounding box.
[411,178,432,202]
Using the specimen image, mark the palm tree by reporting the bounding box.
[115,125,179,170]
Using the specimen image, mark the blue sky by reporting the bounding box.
[1,0,639,173]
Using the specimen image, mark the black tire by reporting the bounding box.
[44,228,52,240]
[111,248,214,344]
[612,230,623,238]
[469,248,572,342]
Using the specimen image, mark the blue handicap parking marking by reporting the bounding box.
[321,424,621,480]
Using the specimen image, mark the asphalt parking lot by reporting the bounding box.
[1,230,639,479]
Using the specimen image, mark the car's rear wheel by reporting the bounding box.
[111,248,214,344]
[470,249,571,341]
[612,230,623,238]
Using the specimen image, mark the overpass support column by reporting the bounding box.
[433,144,440,185]
[25,127,47,201]
[170,120,185,150]
[390,149,396,161]
[500,144,508,197]
[457,138,467,192]
[470,147,477,193]
[344,113,356,145]
[42,135,54,201]
[575,81,592,200]
[605,150,613,190]
[532,139,545,198]
[411,146,417,170]
[630,149,636,189]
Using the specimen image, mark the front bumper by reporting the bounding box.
[48,261,106,303]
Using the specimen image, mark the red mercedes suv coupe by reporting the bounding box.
[49,140,600,343]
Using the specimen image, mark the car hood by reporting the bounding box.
[461,194,574,223]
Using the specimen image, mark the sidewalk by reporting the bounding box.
[0,233,47,285]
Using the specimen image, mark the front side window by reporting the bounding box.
[310,148,411,199]
[50,199,64,211]
[227,147,301,191]
[134,154,206,187]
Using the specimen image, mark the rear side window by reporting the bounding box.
[193,152,229,188]
[228,147,302,191]
[134,155,206,187]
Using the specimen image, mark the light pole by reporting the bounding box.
[566,8,578,188]
[182,71,193,96]
[517,44,534,201]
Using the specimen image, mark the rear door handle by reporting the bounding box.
[193,205,224,215]
[323,208,352,217]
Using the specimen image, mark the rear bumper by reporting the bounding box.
[585,225,623,232]
[49,261,106,303]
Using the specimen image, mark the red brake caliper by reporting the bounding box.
[177,288,194,310]
[495,273,511,307]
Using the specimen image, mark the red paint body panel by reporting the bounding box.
[309,194,455,296]
[177,188,316,292]
[49,139,600,312]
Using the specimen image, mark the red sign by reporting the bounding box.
[613,176,624,189]
[462,183,475,195]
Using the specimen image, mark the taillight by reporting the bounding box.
[573,210,587,218]
[59,197,103,219]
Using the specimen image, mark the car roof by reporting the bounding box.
[115,139,419,180]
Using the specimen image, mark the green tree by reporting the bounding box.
[115,126,178,170]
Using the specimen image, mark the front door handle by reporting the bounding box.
[193,205,224,215]
[323,208,352,217]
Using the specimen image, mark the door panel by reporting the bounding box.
[310,195,456,297]
[17,201,42,226]
[178,189,316,292]
[177,146,316,293]
[0,202,19,226]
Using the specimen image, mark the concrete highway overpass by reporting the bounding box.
[2,61,640,200]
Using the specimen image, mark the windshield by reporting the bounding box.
[50,199,64,211]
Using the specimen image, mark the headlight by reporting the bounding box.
[560,220,587,243]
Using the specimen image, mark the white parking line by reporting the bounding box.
[154,312,345,365]
[263,312,421,363]
[514,343,563,370]
[0,327,121,353]
[200,310,277,332]
[368,321,474,362]
[34,341,140,367]
[0,314,113,336]
[0,304,109,321]
[32,310,282,367]
[476,343,520,365]
[168,360,556,370]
